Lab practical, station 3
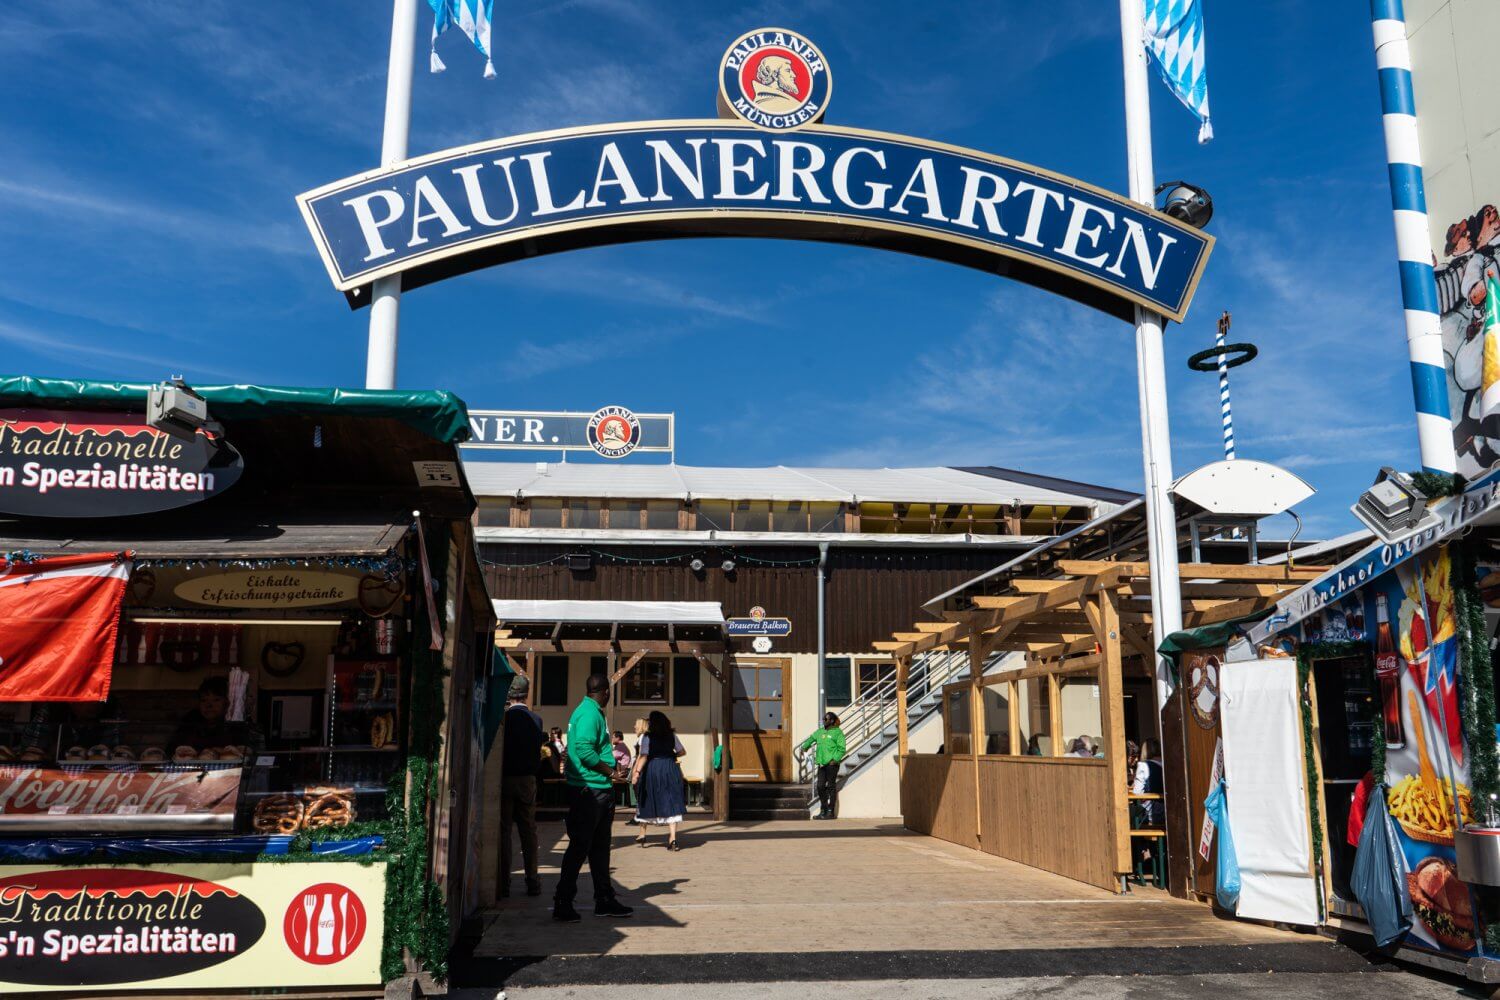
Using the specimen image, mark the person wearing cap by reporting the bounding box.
[499,674,546,899]
[797,712,847,820]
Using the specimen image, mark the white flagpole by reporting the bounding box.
[1119,0,1184,721]
[366,0,420,390]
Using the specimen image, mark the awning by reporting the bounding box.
[491,599,725,626]
[0,377,472,444]
[0,516,408,560]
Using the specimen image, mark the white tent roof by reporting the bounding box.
[464,461,1116,508]
[491,599,725,626]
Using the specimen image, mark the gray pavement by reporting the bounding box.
[450,968,1477,999]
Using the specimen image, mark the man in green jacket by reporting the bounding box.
[553,674,634,922]
[798,712,847,820]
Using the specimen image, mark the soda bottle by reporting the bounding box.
[1374,593,1406,748]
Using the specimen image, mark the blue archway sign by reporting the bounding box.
[298,121,1211,322]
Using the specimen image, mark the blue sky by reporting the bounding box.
[0,2,1412,538]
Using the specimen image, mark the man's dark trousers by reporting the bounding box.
[555,786,616,904]
[817,762,840,816]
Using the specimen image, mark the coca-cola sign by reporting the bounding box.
[0,409,242,518]
[0,868,266,986]
[0,766,240,832]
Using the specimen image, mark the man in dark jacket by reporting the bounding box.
[500,675,546,898]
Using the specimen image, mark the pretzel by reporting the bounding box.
[140,746,166,762]
[172,745,198,762]
[303,790,356,828]
[370,712,393,750]
[253,794,305,834]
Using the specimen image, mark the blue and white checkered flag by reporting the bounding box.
[428,0,495,79]
[1143,0,1213,143]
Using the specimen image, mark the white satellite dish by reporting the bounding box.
[1172,460,1314,517]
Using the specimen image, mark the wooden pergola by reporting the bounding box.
[494,607,736,820]
[884,558,1324,892]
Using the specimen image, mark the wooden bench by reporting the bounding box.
[1127,793,1165,888]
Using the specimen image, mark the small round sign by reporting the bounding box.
[718,28,831,132]
[586,406,641,459]
[752,636,773,653]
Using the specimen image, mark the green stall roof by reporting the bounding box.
[1158,608,1274,659]
[0,376,472,444]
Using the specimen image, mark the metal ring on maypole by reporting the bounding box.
[1186,342,1258,372]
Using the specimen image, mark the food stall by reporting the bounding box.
[0,377,496,997]
[1161,469,1500,985]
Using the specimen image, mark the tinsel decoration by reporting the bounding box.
[137,554,410,580]
[1410,471,1461,499]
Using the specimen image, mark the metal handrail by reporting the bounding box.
[795,647,977,785]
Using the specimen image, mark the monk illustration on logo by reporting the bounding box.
[751,56,802,113]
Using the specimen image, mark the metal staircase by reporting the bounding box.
[795,646,1008,799]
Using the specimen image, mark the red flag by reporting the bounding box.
[0,552,130,702]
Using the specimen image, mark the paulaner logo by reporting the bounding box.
[587,406,640,459]
[718,28,830,132]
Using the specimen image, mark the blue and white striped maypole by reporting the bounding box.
[1216,311,1235,460]
[1371,0,1457,474]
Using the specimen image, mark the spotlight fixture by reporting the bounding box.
[147,377,210,441]
[721,559,736,573]
[689,558,706,572]
[567,553,594,572]
[1154,180,1213,229]
[1351,467,1438,542]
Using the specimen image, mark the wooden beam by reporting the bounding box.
[1098,589,1130,878]
[508,639,724,654]
[525,651,535,708]
[893,632,930,642]
[896,656,911,758]
[692,652,725,685]
[970,595,1027,609]
[913,621,959,634]
[872,641,908,652]
[717,655,733,822]
[1006,579,1077,593]
[1126,581,1300,599]
[1119,626,1156,662]
[1056,559,1326,582]
[896,570,1123,657]
[1024,636,1098,662]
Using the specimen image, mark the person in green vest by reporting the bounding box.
[798,712,847,820]
[553,673,634,922]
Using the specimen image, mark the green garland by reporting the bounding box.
[1410,471,1461,500]
[379,524,452,984]
[1451,541,1499,812]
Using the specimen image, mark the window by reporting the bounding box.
[538,656,569,705]
[734,500,771,531]
[771,500,806,532]
[672,657,700,706]
[824,656,852,708]
[982,684,1012,755]
[569,499,602,529]
[1015,677,1053,756]
[696,500,731,530]
[731,662,784,731]
[858,660,896,702]
[609,500,644,529]
[646,501,679,530]
[529,499,563,528]
[477,498,512,527]
[944,686,972,755]
[621,658,669,704]
[1060,674,1104,756]
[809,502,843,532]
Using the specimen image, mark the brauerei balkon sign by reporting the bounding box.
[298,29,1211,322]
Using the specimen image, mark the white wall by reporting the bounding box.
[835,704,944,818]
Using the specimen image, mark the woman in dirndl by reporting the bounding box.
[632,710,687,850]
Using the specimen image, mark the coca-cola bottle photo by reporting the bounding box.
[1374,592,1406,749]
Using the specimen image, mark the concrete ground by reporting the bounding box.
[450,970,1473,1000]
[455,817,1437,996]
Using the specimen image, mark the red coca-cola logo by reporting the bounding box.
[282,882,366,965]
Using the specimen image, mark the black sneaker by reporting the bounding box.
[552,902,581,922]
[594,898,634,918]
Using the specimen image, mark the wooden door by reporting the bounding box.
[729,658,791,782]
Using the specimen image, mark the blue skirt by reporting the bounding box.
[637,756,686,823]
